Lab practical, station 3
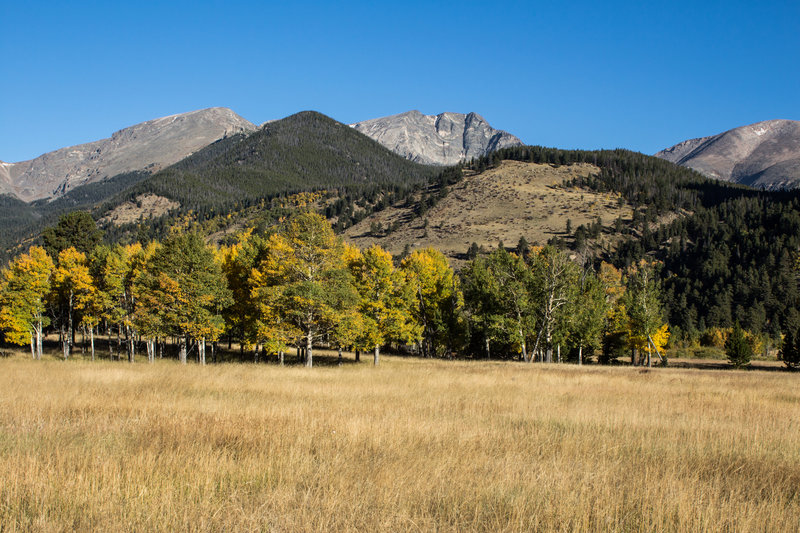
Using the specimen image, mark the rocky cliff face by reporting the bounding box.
[1,107,256,201]
[351,110,523,166]
[655,119,800,189]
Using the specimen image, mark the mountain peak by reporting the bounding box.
[350,110,522,165]
[2,108,256,202]
[656,119,800,188]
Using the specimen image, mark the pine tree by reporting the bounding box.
[779,327,800,370]
[725,321,752,369]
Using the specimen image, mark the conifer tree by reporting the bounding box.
[726,321,752,369]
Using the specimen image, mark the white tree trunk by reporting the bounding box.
[90,326,95,361]
[374,344,380,366]
[578,345,583,366]
[305,333,313,368]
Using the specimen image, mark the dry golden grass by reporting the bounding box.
[345,161,633,261]
[1,352,799,532]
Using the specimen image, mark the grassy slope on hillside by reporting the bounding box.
[1,355,798,531]
[345,160,634,260]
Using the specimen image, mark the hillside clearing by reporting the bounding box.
[1,356,798,531]
[345,160,634,261]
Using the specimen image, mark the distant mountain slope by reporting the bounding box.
[113,110,439,211]
[351,110,523,166]
[1,107,255,201]
[655,119,800,189]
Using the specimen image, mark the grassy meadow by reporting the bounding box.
[0,351,799,532]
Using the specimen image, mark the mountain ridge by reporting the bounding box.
[1,107,256,202]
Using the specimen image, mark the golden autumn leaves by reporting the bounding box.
[0,211,669,365]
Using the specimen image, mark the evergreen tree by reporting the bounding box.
[779,327,800,370]
[41,211,103,257]
[725,321,752,369]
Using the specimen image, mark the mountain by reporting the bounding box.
[1,107,256,202]
[655,119,800,189]
[109,110,438,212]
[350,110,523,166]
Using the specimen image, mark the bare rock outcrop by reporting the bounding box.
[656,119,800,189]
[1,107,255,201]
[351,110,523,166]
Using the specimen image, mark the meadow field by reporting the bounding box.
[0,352,798,532]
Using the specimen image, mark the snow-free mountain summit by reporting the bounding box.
[0,108,255,202]
[351,110,523,166]
[656,119,800,189]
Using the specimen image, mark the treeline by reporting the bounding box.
[0,210,686,368]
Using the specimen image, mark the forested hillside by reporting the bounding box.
[470,146,800,344]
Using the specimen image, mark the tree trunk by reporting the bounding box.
[212,342,217,364]
[374,344,380,366]
[545,323,552,363]
[355,349,360,362]
[279,351,284,366]
[36,320,42,360]
[67,291,74,359]
[128,331,135,363]
[200,337,206,365]
[179,337,187,364]
[62,326,70,360]
[30,333,35,360]
[485,337,491,360]
[338,347,343,366]
[557,344,561,364]
[305,332,313,368]
[578,345,583,366]
[90,326,95,361]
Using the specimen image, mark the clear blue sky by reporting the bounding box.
[1,0,798,162]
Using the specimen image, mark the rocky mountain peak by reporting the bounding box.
[351,110,522,166]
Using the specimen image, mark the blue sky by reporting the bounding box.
[1,0,798,162]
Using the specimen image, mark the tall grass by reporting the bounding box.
[0,354,798,531]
